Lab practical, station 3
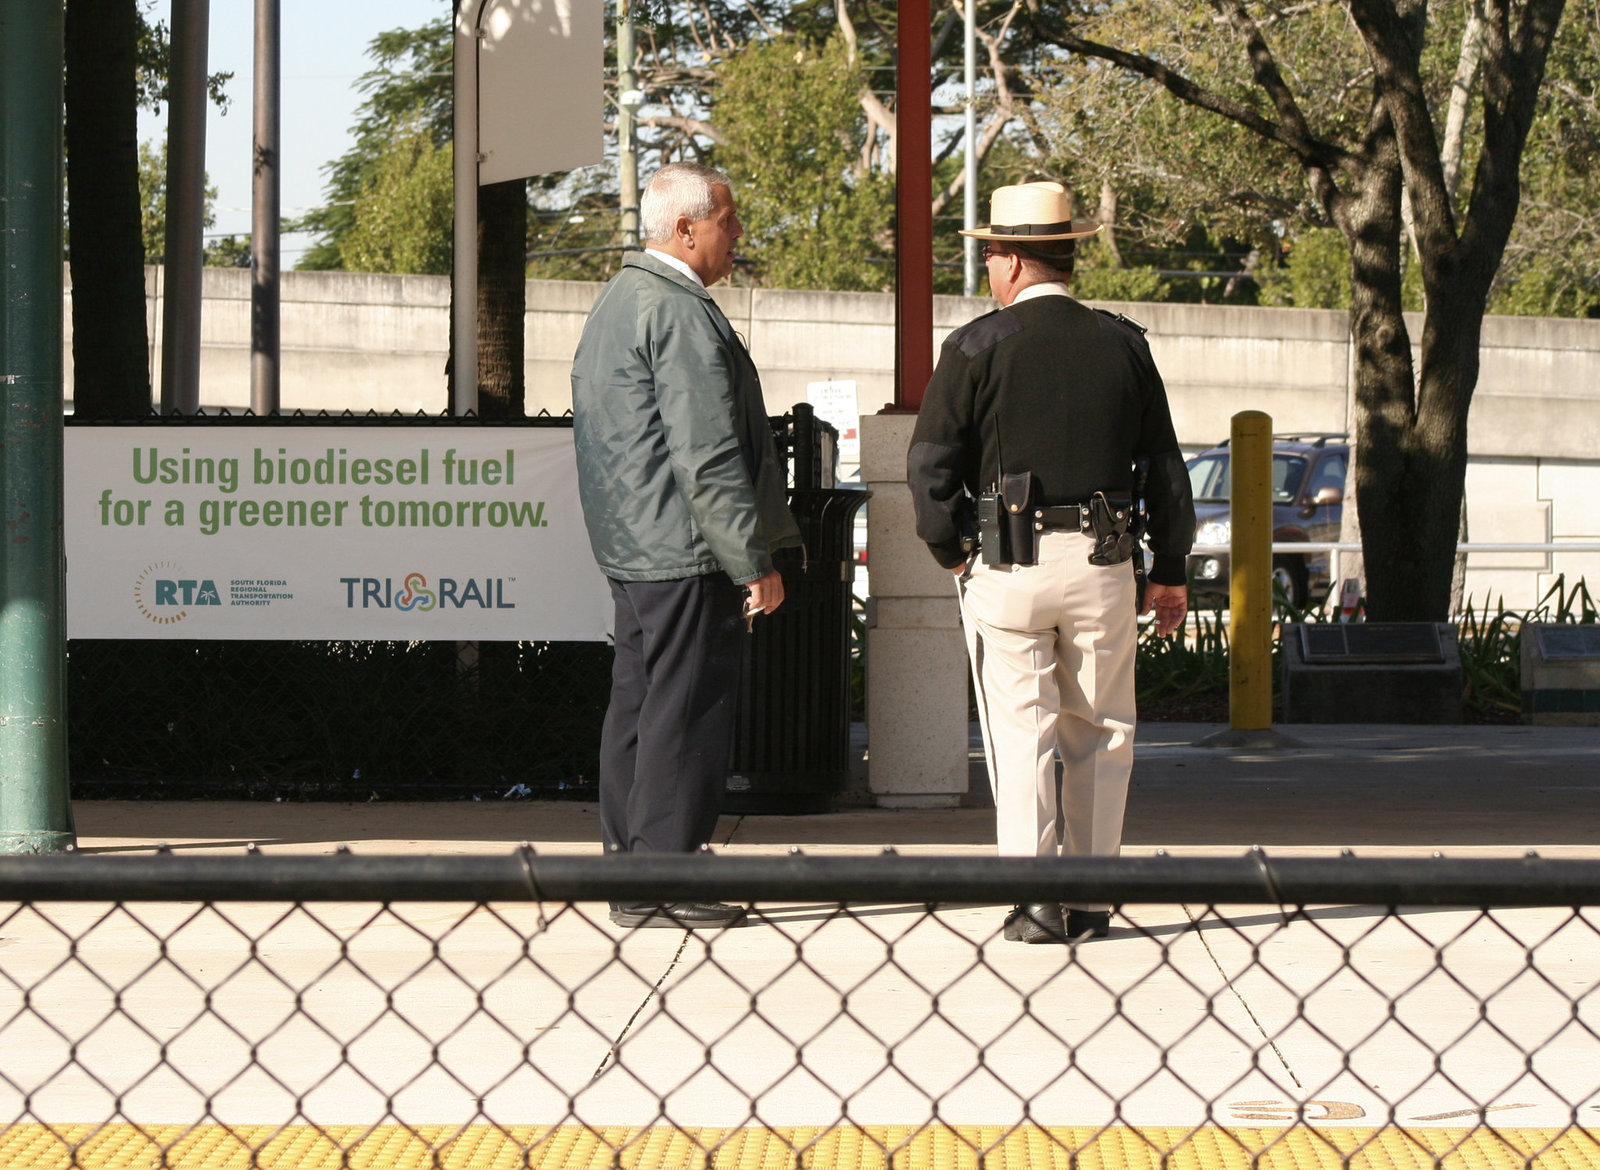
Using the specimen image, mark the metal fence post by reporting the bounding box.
[0,0,77,853]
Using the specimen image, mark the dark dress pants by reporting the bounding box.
[599,574,744,853]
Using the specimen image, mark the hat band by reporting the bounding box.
[990,220,1076,236]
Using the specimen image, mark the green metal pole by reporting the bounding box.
[0,0,76,852]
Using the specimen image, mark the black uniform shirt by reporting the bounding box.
[907,291,1196,583]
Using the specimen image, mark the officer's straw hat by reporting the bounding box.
[960,181,1103,242]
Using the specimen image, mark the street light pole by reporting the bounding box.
[160,0,210,415]
[617,0,641,251]
[251,0,281,415]
[962,0,978,297]
[453,0,482,416]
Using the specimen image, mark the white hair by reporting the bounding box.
[640,163,732,244]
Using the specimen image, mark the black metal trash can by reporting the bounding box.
[726,406,867,813]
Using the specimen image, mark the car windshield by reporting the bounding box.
[1187,452,1309,503]
[1188,455,1229,502]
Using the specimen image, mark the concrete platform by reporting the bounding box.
[4,721,1598,1166]
[68,721,1600,858]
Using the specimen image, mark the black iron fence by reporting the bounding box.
[2,852,1599,1169]
[67,638,612,800]
[66,409,861,802]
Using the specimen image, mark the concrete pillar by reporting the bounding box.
[860,413,969,808]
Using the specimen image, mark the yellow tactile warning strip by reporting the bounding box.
[2,1124,1599,1170]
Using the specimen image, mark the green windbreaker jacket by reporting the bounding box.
[570,252,800,585]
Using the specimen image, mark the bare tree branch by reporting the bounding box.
[839,0,898,171]
[932,0,1023,217]
[1454,0,1568,288]
[1208,0,1345,211]
[742,0,776,40]
[635,112,724,144]
[1027,5,1355,176]
[1441,0,1487,200]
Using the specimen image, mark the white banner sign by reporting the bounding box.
[65,426,611,641]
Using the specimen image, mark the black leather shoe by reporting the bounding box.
[1066,909,1111,941]
[1002,902,1067,944]
[608,901,749,929]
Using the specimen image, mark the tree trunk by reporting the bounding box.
[1341,0,1562,621]
[476,177,527,420]
[468,178,528,693]
[64,0,152,419]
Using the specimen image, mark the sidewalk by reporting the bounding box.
[71,720,1600,858]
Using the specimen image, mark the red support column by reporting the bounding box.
[894,0,933,411]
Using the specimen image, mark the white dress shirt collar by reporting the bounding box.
[1011,280,1071,304]
[645,247,705,288]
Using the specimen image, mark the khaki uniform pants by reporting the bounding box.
[959,530,1137,907]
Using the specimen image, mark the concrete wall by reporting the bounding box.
[65,266,1600,607]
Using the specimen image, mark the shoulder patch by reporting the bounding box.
[1094,308,1148,337]
[950,309,1024,358]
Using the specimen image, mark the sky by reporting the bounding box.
[136,0,447,266]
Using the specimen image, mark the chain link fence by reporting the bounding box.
[3,852,1599,1169]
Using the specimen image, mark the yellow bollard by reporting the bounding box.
[1229,411,1273,730]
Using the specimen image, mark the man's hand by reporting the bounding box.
[1142,581,1189,637]
[745,570,785,615]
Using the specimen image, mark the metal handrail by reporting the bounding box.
[1188,541,1600,554]
[1187,540,1600,592]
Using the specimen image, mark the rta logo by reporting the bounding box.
[133,563,221,624]
[155,579,222,606]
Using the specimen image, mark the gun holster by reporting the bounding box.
[979,472,1039,566]
[1086,492,1137,566]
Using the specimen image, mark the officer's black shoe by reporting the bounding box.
[1065,909,1111,941]
[608,901,749,929]
[1002,902,1067,944]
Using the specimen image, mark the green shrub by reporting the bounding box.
[1136,577,1598,720]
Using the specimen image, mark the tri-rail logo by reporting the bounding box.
[134,562,222,625]
[339,573,516,611]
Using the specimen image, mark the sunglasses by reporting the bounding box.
[981,244,1011,261]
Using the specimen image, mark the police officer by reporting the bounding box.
[907,182,1195,944]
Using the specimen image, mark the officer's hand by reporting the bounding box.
[745,570,785,615]
[1143,582,1188,637]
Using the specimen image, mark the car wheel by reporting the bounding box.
[1272,557,1309,609]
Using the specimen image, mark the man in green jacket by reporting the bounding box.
[571,163,800,930]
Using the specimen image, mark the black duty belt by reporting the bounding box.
[1028,504,1092,532]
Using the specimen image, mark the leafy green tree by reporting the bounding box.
[1488,0,1599,316]
[296,15,524,415]
[715,36,891,290]
[64,0,234,418]
[1028,0,1570,622]
[1071,239,1171,302]
[1258,228,1353,310]
[339,128,454,275]
[204,235,252,269]
[295,19,452,270]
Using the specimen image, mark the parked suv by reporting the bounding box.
[1184,433,1348,608]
